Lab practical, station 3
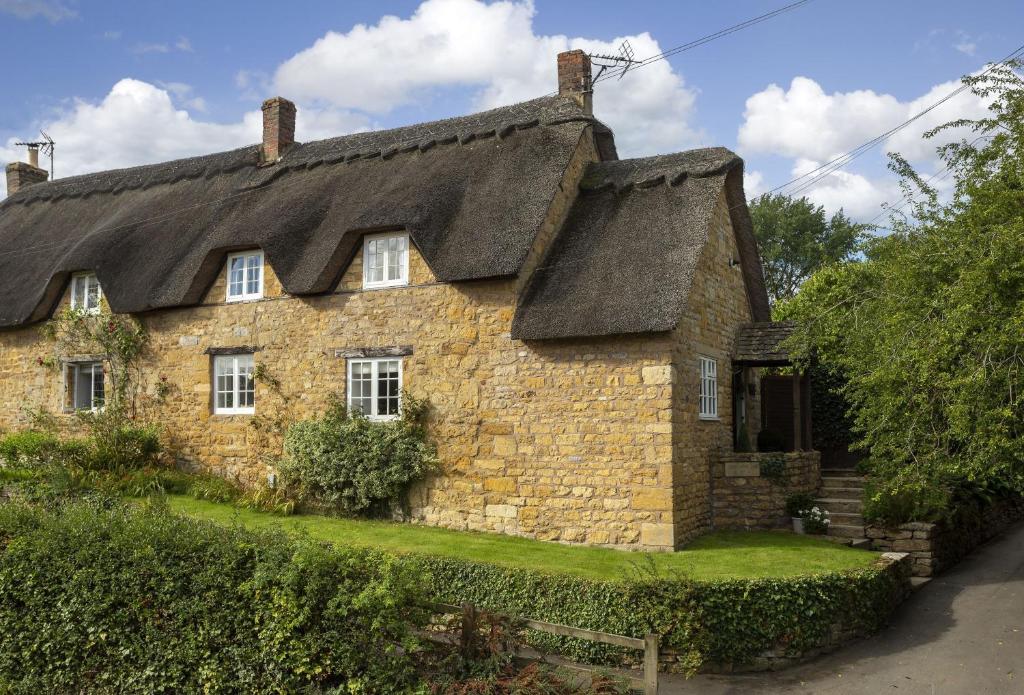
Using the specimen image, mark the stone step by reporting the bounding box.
[822,475,866,489]
[815,497,863,514]
[819,486,863,500]
[850,538,873,549]
[828,511,864,524]
[827,523,866,539]
[822,468,862,478]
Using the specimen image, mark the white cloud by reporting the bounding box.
[132,42,169,55]
[272,0,701,157]
[1,78,372,198]
[102,30,121,41]
[953,31,980,57]
[738,75,991,166]
[157,81,208,112]
[787,158,897,220]
[0,0,75,22]
[175,36,193,53]
[743,170,765,199]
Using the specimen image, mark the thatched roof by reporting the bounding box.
[0,94,768,339]
[733,321,797,365]
[0,96,606,328]
[511,149,770,339]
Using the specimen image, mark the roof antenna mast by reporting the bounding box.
[588,40,639,85]
[15,130,55,179]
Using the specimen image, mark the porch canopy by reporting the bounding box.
[733,321,812,451]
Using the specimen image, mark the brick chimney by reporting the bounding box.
[261,96,297,163]
[557,50,592,115]
[5,145,48,196]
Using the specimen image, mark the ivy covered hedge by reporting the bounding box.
[0,498,909,685]
[0,500,429,693]
[413,552,909,673]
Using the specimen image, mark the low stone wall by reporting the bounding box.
[867,496,1024,577]
[711,451,821,530]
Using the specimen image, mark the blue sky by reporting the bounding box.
[2,0,1020,221]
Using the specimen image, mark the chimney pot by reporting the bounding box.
[261,96,297,163]
[6,160,48,196]
[27,145,39,169]
[557,50,592,115]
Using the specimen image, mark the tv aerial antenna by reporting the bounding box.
[15,130,55,179]
[588,40,639,85]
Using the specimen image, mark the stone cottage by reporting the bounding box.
[0,51,818,550]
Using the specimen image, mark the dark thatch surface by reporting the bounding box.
[733,321,797,365]
[0,96,598,328]
[511,149,770,340]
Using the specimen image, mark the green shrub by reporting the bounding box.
[280,395,437,515]
[785,492,815,518]
[185,472,243,504]
[411,553,906,674]
[0,500,430,693]
[0,430,60,464]
[79,411,161,472]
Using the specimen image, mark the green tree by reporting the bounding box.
[779,62,1024,522]
[749,193,869,305]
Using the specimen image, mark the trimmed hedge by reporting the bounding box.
[413,553,908,672]
[0,500,429,693]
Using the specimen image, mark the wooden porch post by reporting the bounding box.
[792,369,803,451]
[803,369,813,452]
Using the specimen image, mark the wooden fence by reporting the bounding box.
[434,602,659,695]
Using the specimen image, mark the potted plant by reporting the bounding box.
[801,506,832,535]
[786,492,815,534]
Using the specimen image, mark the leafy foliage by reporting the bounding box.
[412,552,905,674]
[40,306,148,417]
[280,394,437,516]
[779,63,1024,522]
[749,193,870,305]
[758,453,786,484]
[785,492,816,518]
[0,500,430,693]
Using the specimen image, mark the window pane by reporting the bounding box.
[72,276,86,309]
[349,360,374,415]
[376,360,400,416]
[238,356,255,408]
[74,366,91,409]
[86,276,100,311]
[246,255,261,295]
[92,365,105,408]
[229,257,245,297]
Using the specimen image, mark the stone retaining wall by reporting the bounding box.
[711,451,821,530]
[867,496,1024,576]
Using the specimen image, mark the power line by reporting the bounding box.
[591,0,814,86]
[766,43,1024,200]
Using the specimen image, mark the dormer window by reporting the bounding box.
[70,272,103,314]
[226,251,264,302]
[363,232,409,289]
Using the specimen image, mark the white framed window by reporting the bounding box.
[226,251,264,302]
[213,354,255,415]
[698,356,718,420]
[347,358,402,420]
[66,361,104,411]
[70,272,103,314]
[362,232,409,289]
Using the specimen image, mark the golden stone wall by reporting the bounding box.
[669,189,756,545]
[0,135,759,551]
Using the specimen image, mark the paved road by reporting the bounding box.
[661,521,1024,695]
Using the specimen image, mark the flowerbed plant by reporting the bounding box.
[799,506,832,535]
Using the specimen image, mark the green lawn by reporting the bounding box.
[167,495,877,582]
